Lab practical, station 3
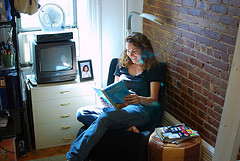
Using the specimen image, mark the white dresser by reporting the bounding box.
[28,80,96,149]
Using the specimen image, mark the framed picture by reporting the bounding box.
[78,59,94,81]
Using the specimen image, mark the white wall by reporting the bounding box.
[101,0,143,87]
[127,0,143,33]
[77,0,143,87]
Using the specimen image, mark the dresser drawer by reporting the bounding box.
[32,95,96,114]
[34,121,82,149]
[34,120,83,138]
[35,130,78,149]
[31,82,95,101]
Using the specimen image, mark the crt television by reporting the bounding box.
[32,40,77,84]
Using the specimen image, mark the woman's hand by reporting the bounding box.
[124,94,140,105]
[128,126,140,133]
[100,97,111,108]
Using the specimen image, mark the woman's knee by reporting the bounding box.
[76,108,99,126]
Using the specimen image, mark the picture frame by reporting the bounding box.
[78,59,94,81]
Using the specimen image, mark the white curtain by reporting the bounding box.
[77,0,102,86]
[77,0,143,87]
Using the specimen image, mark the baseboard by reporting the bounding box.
[161,112,214,161]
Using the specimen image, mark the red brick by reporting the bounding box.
[186,102,198,114]
[175,43,183,52]
[191,113,203,125]
[211,75,228,89]
[179,104,191,115]
[196,0,211,10]
[182,76,194,88]
[178,6,190,14]
[183,0,195,7]
[220,34,237,46]
[182,14,198,24]
[196,52,211,64]
[183,116,197,129]
[189,73,202,84]
[194,99,207,112]
[213,104,223,115]
[196,35,211,46]
[155,1,166,8]
[202,79,210,90]
[228,46,235,55]
[221,16,239,27]
[204,11,220,22]
[221,52,229,62]
[208,116,220,129]
[208,108,221,121]
[177,21,189,30]
[211,4,227,15]
[211,59,229,71]
[182,30,196,41]
[190,57,203,68]
[176,66,188,77]
[208,92,224,106]
[176,52,188,62]
[204,122,218,135]
[196,68,211,81]
[227,26,238,37]
[189,25,204,35]
[204,64,220,76]
[220,70,230,81]
[173,0,182,4]
[197,18,211,28]
[223,0,240,7]
[204,29,219,40]
[228,6,240,17]
[181,92,194,104]
[208,0,221,3]
[199,110,208,121]
[211,40,227,52]
[213,50,221,59]
[210,22,228,34]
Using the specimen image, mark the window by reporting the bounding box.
[18,0,77,31]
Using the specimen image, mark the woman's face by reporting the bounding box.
[84,66,89,72]
[126,42,142,64]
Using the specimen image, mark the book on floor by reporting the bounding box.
[93,80,130,110]
[155,123,199,143]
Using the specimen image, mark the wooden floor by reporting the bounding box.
[17,144,71,161]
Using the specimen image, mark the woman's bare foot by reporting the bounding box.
[128,126,140,133]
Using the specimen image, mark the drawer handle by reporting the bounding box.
[60,91,70,94]
[61,115,71,118]
[60,103,70,106]
[63,137,72,141]
[62,126,72,129]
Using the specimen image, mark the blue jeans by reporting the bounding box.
[66,104,152,161]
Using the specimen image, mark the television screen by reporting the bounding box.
[40,46,73,72]
[33,40,77,84]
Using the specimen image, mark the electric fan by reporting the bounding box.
[38,3,65,32]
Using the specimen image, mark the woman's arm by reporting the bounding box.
[124,81,160,106]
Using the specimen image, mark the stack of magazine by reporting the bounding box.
[155,124,199,144]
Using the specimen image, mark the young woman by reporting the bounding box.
[66,32,163,161]
[82,65,91,78]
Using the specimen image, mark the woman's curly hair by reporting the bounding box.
[118,32,158,70]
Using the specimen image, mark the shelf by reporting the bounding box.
[0,21,13,28]
[0,66,16,71]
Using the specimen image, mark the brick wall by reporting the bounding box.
[142,0,239,159]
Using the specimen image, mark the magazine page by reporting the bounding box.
[155,124,199,143]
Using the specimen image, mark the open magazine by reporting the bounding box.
[155,124,199,143]
[93,80,131,110]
